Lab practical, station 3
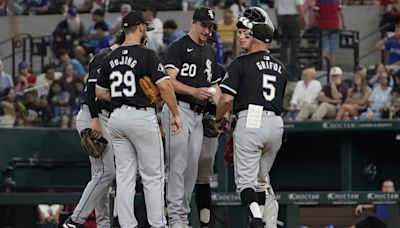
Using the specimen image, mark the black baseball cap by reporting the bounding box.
[122,10,154,31]
[193,6,216,24]
[252,23,273,43]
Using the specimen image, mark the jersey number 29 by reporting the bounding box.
[110,70,136,97]
[263,74,276,101]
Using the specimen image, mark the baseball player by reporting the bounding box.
[161,6,221,228]
[96,10,182,228]
[63,32,125,228]
[215,8,287,228]
[195,31,228,228]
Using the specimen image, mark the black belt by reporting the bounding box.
[236,109,281,117]
[117,104,155,113]
[178,101,205,114]
[81,103,111,117]
[279,14,299,17]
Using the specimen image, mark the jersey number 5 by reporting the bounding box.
[110,70,136,97]
[263,74,276,101]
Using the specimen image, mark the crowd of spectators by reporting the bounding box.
[286,63,400,121]
[1,0,400,128]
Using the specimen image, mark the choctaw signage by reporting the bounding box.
[210,192,400,206]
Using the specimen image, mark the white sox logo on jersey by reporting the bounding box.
[204,59,212,82]
[208,10,214,19]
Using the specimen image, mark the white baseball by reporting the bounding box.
[208,87,216,96]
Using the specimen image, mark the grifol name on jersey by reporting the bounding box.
[255,59,282,74]
[109,56,138,69]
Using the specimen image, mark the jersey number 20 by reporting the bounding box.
[181,63,197,77]
[263,74,276,101]
[110,70,136,97]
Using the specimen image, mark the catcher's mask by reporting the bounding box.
[80,128,108,158]
[237,7,274,43]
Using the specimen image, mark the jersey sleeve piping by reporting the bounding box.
[164,64,180,72]
[96,84,109,90]
[220,84,237,95]
[210,78,221,85]
[155,76,170,84]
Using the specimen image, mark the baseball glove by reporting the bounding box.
[202,113,220,138]
[80,128,108,158]
[139,76,163,105]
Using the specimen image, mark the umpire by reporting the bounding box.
[63,32,124,228]
[215,8,287,228]
[161,6,221,228]
[96,10,182,228]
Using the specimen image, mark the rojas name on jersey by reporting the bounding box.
[109,56,138,69]
[255,60,282,74]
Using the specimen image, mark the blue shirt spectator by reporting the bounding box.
[213,33,225,65]
[57,50,86,77]
[376,25,400,66]
[25,0,50,14]
[170,30,186,43]
[352,179,396,228]
[208,30,225,65]
[60,59,86,78]
[163,19,186,44]
[384,38,400,65]
[98,34,114,49]
[93,21,113,51]
[85,9,112,51]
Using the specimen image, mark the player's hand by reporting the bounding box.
[91,118,102,139]
[170,115,183,135]
[214,117,228,133]
[355,205,363,215]
[193,87,212,100]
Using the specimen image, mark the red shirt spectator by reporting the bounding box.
[315,0,344,30]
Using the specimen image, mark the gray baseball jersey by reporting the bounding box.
[70,48,116,227]
[162,35,220,227]
[97,45,168,228]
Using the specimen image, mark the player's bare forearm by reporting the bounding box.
[170,78,197,96]
[166,67,209,99]
[216,94,234,121]
[158,80,180,117]
[319,95,338,104]
[211,84,222,105]
[91,118,102,139]
[330,84,343,100]
[166,68,194,96]
[95,87,111,101]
